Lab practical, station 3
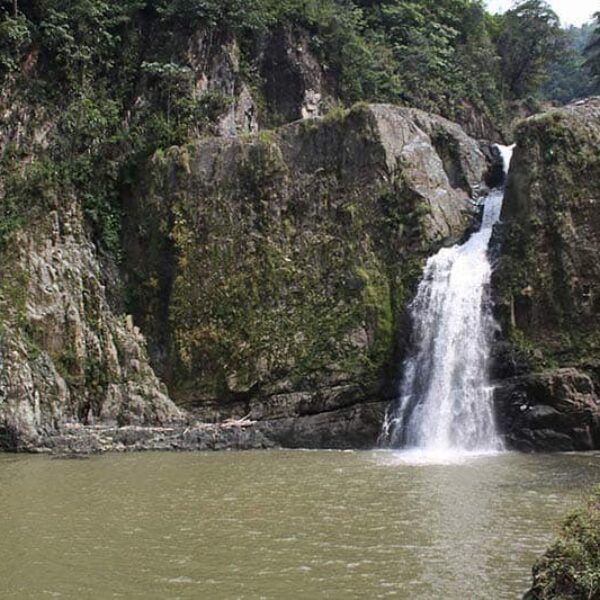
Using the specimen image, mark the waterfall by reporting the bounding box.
[381,145,514,456]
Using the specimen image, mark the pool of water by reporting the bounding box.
[1,450,599,599]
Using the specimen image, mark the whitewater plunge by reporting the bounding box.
[381,145,514,458]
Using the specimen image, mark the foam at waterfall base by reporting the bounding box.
[376,447,505,467]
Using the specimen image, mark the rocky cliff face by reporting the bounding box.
[492,98,600,451]
[1,0,503,453]
[123,103,488,448]
[5,85,600,454]
[0,100,488,451]
[0,198,183,449]
[261,25,336,125]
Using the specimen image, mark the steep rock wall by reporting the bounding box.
[0,81,489,450]
[492,98,600,451]
[0,199,182,449]
[123,103,488,446]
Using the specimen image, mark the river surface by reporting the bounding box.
[1,450,599,599]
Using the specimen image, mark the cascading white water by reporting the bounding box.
[381,145,514,456]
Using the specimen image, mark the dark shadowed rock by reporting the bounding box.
[495,369,600,452]
[479,142,506,189]
[261,25,336,126]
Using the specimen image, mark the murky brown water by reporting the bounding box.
[1,450,599,599]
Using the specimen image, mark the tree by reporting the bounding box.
[542,24,595,103]
[0,11,31,79]
[495,0,564,100]
[584,12,600,90]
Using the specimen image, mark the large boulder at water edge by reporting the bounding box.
[1,100,488,450]
[492,98,600,451]
[494,369,600,451]
[122,104,489,448]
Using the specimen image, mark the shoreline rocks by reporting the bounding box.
[15,395,388,455]
[27,423,275,455]
[494,369,600,452]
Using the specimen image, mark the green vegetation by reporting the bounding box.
[496,0,563,100]
[0,1,591,189]
[0,0,235,254]
[525,487,600,600]
[542,24,595,103]
[584,12,600,91]
[494,104,600,374]
[152,133,405,400]
[0,0,598,405]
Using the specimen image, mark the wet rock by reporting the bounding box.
[258,400,388,450]
[479,141,506,189]
[495,368,600,451]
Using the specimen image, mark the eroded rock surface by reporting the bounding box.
[492,98,600,451]
[0,201,182,449]
[261,25,336,126]
[495,369,600,451]
[122,103,486,447]
[1,98,492,451]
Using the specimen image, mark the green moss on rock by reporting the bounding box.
[124,104,484,416]
[494,99,600,374]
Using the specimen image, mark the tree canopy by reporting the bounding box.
[495,0,564,100]
[542,23,595,103]
[1,0,598,254]
[584,12,600,90]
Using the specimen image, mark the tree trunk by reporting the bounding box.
[13,0,18,17]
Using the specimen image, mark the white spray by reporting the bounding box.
[381,145,514,457]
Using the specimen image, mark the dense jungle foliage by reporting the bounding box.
[0,0,598,257]
[541,23,595,104]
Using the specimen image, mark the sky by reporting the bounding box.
[485,0,598,26]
